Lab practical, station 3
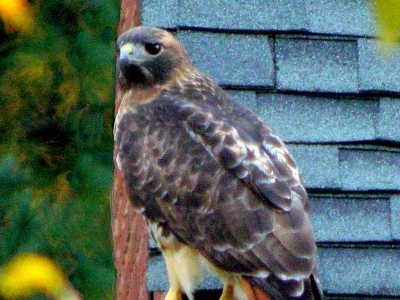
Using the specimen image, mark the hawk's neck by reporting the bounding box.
[165,69,230,107]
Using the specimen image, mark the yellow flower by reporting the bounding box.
[0,0,34,34]
[0,253,81,300]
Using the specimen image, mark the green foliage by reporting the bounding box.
[0,0,119,298]
[373,0,400,54]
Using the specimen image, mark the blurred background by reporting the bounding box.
[0,0,119,299]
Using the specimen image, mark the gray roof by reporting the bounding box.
[392,195,400,241]
[257,94,378,143]
[359,39,400,92]
[339,148,400,191]
[276,37,359,93]
[142,0,376,36]
[378,98,400,142]
[177,31,275,87]
[318,247,400,296]
[141,0,400,298]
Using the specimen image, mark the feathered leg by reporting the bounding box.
[163,250,184,300]
[165,289,183,300]
[150,222,204,300]
[219,283,235,300]
[162,244,203,300]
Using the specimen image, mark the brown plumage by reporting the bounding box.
[114,26,324,300]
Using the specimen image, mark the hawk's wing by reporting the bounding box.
[116,93,317,298]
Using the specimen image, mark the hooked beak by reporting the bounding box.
[119,43,135,64]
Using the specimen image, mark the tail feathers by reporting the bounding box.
[242,274,325,300]
[310,274,325,300]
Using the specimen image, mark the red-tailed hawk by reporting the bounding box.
[114,26,324,300]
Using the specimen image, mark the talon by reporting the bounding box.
[165,289,183,300]
[219,283,234,300]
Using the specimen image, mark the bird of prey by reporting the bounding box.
[114,26,324,300]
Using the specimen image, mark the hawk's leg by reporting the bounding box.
[202,259,247,300]
[219,283,235,300]
[165,289,183,300]
[150,223,203,300]
[163,253,184,300]
[162,244,203,300]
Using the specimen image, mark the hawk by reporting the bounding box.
[114,26,324,300]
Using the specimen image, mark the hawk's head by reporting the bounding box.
[116,26,191,90]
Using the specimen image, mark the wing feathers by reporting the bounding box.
[154,94,316,278]
[156,97,294,212]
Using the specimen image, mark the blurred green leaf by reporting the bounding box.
[373,0,400,52]
[0,0,119,298]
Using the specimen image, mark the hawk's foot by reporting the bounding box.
[219,283,234,300]
[165,289,183,300]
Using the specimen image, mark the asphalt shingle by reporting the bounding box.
[377,98,400,142]
[275,38,358,93]
[178,0,306,31]
[141,0,178,28]
[319,248,400,296]
[339,149,400,191]
[227,90,257,112]
[257,94,378,143]
[305,0,375,36]
[358,39,400,92]
[142,0,375,37]
[288,145,339,189]
[310,196,392,242]
[177,31,274,87]
[391,195,400,241]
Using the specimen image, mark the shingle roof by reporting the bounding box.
[378,98,400,142]
[288,145,340,189]
[257,94,378,142]
[391,195,400,241]
[141,0,178,28]
[276,38,359,93]
[310,195,392,242]
[319,247,400,296]
[142,0,376,36]
[141,0,400,298]
[339,148,400,190]
[303,0,374,36]
[358,39,400,92]
[177,32,275,87]
[178,0,306,32]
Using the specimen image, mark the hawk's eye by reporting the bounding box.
[145,42,162,55]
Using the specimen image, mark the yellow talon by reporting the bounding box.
[165,289,183,300]
[219,283,235,300]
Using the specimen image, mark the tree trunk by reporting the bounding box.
[112,1,147,299]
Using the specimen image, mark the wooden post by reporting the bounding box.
[152,292,168,300]
[112,1,147,300]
